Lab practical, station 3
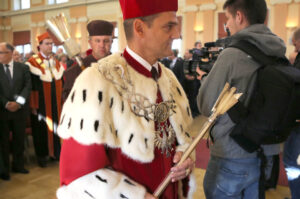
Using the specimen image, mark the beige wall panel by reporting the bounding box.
[31,12,45,23]
[70,23,77,40]
[88,14,118,22]
[186,0,214,5]
[79,22,88,52]
[45,9,70,20]
[4,17,11,26]
[117,17,126,52]
[31,27,38,53]
[12,24,30,31]
[273,4,288,43]
[183,11,197,51]
[203,10,214,43]
[299,3,300,29]
[11,14,31,30]
[31,0,44,6]
[4,30,13,45]
[286,3,298,28]
[0,0,9,10]
[70,5,87,18]
[87,1,119,19]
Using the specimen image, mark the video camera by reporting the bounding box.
[183,36,232,77]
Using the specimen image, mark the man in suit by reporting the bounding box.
[0,42,31,180]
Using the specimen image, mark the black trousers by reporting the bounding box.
[0,118,26,174]
[30,113,48,158]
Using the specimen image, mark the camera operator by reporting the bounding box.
[161,49,185,83]
[196,0,284,198]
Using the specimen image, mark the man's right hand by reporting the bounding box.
[144,192,157,199]
[196,67,207,80]
[31,108,37,115]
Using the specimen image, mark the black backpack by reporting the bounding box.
[227,40,300,153]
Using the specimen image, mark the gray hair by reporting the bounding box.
[293,28,300,41]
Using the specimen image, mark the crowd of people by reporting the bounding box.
[0,0,299,198]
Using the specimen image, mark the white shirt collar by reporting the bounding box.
[126,46,158,71]
[3,59,13,77]
[40,51,51,59]
[3,59,13,68]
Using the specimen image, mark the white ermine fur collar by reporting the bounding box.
[58,53,194,163]
[26,58,64,82]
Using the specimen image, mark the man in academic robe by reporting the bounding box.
[57,0,196,198]
[0,42,31,180]
[62,20,114,102]
[26,32,64,167]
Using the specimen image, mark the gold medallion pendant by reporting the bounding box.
[101,65,177,156]
[154,102,170,123]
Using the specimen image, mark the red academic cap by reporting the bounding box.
[37,32,51,43]
[119,0,178,20]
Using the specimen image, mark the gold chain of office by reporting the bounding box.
[99,62,177,156]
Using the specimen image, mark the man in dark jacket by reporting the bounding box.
[62,20,114,102]
[197,0,284,198]
[0,42,31,180]
[283,27,300,199]
[292,28,300,69]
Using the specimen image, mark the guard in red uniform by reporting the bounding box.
[26,32,64,167]
[57,0,196,198]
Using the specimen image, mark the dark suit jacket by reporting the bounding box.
[0,62,31,120]
[294,52,300,70]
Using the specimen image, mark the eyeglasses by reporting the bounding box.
[0,51,10,54]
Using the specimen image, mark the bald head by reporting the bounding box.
[0,42,14,64]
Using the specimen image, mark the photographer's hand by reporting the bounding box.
[185,74,195,80]
[196,67,207,80]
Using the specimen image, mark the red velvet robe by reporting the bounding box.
[60,50,185,198]
[27,53,63,158]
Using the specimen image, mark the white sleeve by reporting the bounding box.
[57,168,147,199]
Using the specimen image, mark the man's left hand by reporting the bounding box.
[170,151,194,182]
[6,101,21,112]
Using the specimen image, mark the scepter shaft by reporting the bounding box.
[153,115,216,197]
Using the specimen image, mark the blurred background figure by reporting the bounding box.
[13,50,22,62]
[58,53,68,70]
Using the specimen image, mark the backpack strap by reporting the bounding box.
[229,40,279,66]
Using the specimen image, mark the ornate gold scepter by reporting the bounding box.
[153,83,243,197]
[45,13,82,66]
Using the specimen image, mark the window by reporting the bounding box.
[172,39,182,56]
[15,44,31,54]
[48,0,68,4]
[111,27,119,53]
[13,0,30,10]
[52,45,66,54]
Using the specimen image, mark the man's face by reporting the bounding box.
[0,44,13,64]
[195,42,202,49]
[13,50,21,62]
[292,37,300,53]
[88,35,112,60]
[39,38,53,56]
[225,8,239,36]
[142,11,180,61]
